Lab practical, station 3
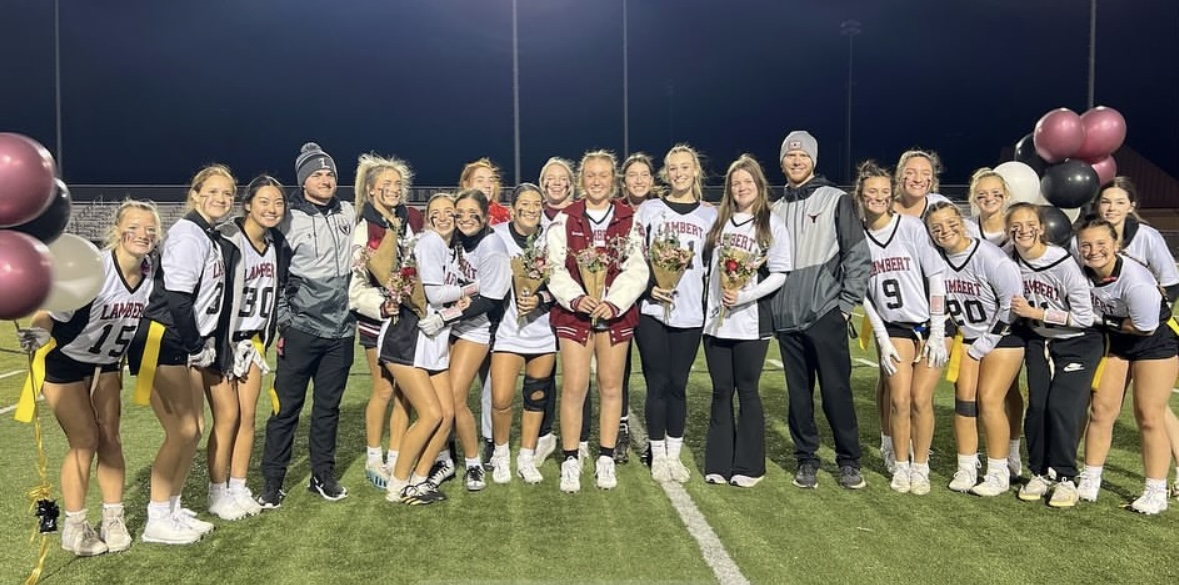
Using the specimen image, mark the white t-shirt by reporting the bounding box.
[51,250,153,364]
[940,238,1021,340]
[235,235,278,333]
[1013,245,1094,339]
[162,217,225,336]
[703,212,792,340]
[636,199,717,328]
[864,214,945,325]
[451,231,512,344]
[491,222,556,354]
[1088,256,1166,333]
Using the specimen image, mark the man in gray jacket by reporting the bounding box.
[770,131,870,490]
[259,142,357,507]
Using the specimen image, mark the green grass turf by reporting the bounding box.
[0,334,1177,584]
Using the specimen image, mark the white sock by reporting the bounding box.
[895,461,911,473]
[881,434,893,451]
[519,448,535,461]
[169,495,181,513]
[228,477,247,493]
[957,453,978,471]
[987,458,1007,477]
[1008,440,1021,459]
[494,443,509,457]
[102,502,123,513]
[667,436,684,459]
[436,449,451,464]
[386,450,399,467]
[465,457,481,469]
[410,473,428,485]
[65,509,86,521]
[1085,465,1103,479]
[388,477,408,494]
[147,501,171,521]
[209,482,227,498]
[1146,477,1167,492]
[912,462,930,475]
[578,441,589,451]
[651,440,667,459]
[366,446,383,463]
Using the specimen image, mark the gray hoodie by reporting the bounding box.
[770,176,870,332]
[278,190,356,339]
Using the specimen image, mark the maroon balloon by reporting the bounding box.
[0,133,57,228]
[0,231,53,320]
[1075,106,1127,161]
[1033,108,1086,163]
[1089,155,1118,186]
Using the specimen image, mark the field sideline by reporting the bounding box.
[1,335,1178,584]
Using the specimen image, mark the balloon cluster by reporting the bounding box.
[1006,106,1126,210]
[0,133,105,320]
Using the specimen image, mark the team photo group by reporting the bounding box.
[18,128,1179,557]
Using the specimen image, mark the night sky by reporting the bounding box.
[3,0,1177,188]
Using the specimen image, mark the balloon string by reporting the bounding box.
[13,321,54,585]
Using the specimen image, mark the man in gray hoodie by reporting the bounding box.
[770,131,870,490]
[259,142,357,507]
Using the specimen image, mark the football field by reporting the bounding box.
[1,334,1178,584]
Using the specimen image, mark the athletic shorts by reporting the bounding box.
[126,320,196,375]
[883,319,958,341]
[1110,327,1179,361]
[43,349,119,384]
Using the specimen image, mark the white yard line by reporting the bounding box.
[853,357,877,368]
[626,410,751,585]
[0,395,41,416]
[1,370,23,380]
[765,358,783,370]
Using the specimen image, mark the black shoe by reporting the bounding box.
[640,443,652,468]
[257,480,286,509]
[427,459,456,486]
[398,483,444,506]
[615,422,630,464]
[482,439,496,471]
[793,462,819,489]
[308,473,348,501]
[838,465,866,490]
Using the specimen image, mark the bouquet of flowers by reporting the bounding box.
[574,234,635,328]
[715,244,764,327]
[384,234,427,320]
[362,215,403,287]
[511,232,550,326]
[648,225,694,321]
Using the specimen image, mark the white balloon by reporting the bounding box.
[42,233,105,312]
[994,161,1047,205]
[1063,208,1081,222]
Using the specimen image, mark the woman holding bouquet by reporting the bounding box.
[924,202,1024,496]
[854,161,949,495]
[379,193,468,505]
[547,150,649,493]
[490,183,558,483]
[701,155,790,487]
[348,154,423,489]
[635,145,717,482]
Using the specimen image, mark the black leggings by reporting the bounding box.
[703,335,769,478]
[635,315,703,440]
[1023,331,1104,479]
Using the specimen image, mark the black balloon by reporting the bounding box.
[10,179,71,244]
[1014,133,1048,176]
[1040,160,1099,209]
[1039,205,1073,247]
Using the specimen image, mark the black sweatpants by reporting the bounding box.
[703,335,769,478]
[261,327,355,484]
[1023,331,1103,479]
[635,315,703,440]
[776,308,862,468]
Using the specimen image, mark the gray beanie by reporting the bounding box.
[295,142,338,187]
[779,131,818,166]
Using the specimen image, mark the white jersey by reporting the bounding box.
[1122,222,1179,287]
[491,222,557,354]
[965,216,1009,248]
[1087,256,1166,333]
[584,205,615,248]
[451,231,512,344]
[704,212,791,340]
[1013,245,1094,339]
[636,199,717,328]
[398,230,462,370]
[162,216,225,336]
[941,238,1021,340]
[51,250,153,364]
[235,235,278,333]
[898,193,952,219]
[864,214,944,324]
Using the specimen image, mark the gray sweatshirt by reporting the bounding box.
[277,191,357,339]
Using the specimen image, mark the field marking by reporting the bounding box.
[766,358,783,370]
[626,410,751,585]
[1,370,23,380]
[0,395,41,416]
[853,357,877,368]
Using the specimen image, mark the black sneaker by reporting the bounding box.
[482,439,495,471]
[793,462,819,489]
[640,443,652,468]
[308,473,348,501]
[399,484,444,506]
[615,422,630,464]
[838,465,866,490]
[427,459,456,486]
[257,480,286,509]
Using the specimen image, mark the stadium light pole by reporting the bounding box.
[841,19,861,185]
[1087,0,1096,109]
[623,0,629,156]
[512,0,521,185]
[54,0,63,174]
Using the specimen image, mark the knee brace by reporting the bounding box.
[522,376,549,413]
[955,399,978,418]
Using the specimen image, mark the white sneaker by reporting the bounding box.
[881,444,897,475]
[230,488,263,517]
[651,454,672,483]
[1170,480,1179,500]
[535,433,557,465]
[1049,479,1080,508]
[100,508,132,553]
[176,508,215,535]
[909,467,931,496]
[491,448,511,484]
[577,442,589,465]
[1077,471,1101,502]
[62,518,108,556]
[559,458,581,493]
[970,470,1010,497]
[890,466,911,494]
[517,456,543,485]
[1130,489,1169,515]
[729,474,764,488]
[667,458,691,483]
[595,456,617,490]
[1019,475,1053,501]
[365,459,390,490]
[208,492,249,521]
[141,517,201,545]
[948,468,978,493]
[704,473,727,485]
